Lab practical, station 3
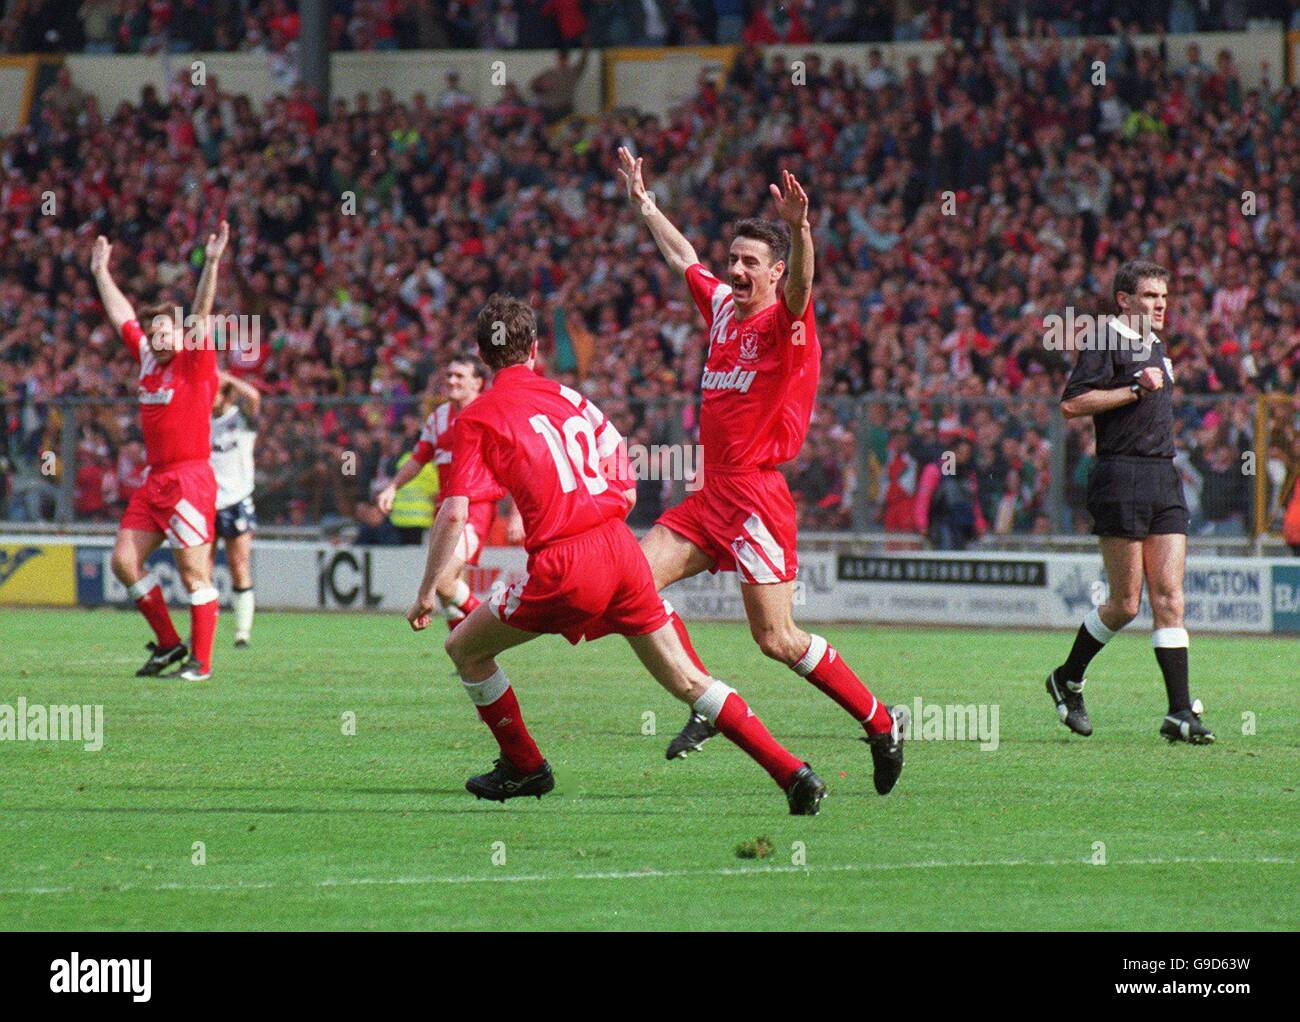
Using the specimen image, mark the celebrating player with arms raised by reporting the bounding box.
[378,354,502,629]
[616,148,907,793]
[92,221,229,682]
[407,295,827,814]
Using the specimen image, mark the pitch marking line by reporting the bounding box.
[0,856,1291,897]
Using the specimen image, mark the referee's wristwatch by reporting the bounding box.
[1130,382,1143,399]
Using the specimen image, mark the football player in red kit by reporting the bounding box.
[91,222,229,681]
[407,295,827,814]
[616,148,907,793]
[377,353,502,629]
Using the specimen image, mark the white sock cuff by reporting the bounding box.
[127,574,158,600]
[1152,627,1189,649]
[190,585,219,606]
[1083,608,1117,644]
[461,668,510,707]
[792,634,828,677]
[692,680,735,724]
[232,587,254,630]
[451,578,471,607]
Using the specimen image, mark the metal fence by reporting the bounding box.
[3,391,1295,546]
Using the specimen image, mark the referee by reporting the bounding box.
[1046,260,1215,744]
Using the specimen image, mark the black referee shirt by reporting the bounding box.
[1062,318,1175,458]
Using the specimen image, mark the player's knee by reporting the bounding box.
[444,630,472,671]
[109,544,138,583]
[443,631,462,666]
[109,550,130,582]
[178,563,210,593]
[1106,594,1141,625]
[1149,589,1183,624]
[750,625,803,666]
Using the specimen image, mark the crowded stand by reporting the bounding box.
[1,10,1296,546]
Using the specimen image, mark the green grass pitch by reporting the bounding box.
[0,607,1295,930]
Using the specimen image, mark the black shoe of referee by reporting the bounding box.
[136,641,188,677]
[665,711,720,760]
[1046,670,1092,736]
[1160,706,1215,745]
[465,758,555,801]
[785,764,828,816]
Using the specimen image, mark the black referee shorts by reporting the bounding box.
[1086,456,1188,539]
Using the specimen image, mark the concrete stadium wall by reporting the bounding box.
[608,30,1285,117]
[0,55,36,133]
[61,48,601,117]
[52,30,1283,123]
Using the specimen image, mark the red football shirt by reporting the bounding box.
[444,365,631,552]
[122,319,217,469]
[411,400,505,506]
[684,263,820,470]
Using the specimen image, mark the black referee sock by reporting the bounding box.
[1057,609,1116,686]
[1153,628,1191,713]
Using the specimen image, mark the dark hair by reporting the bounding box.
[1112,260,1170,303]
[475,294,537,369]
[732,218,790,265]
[448,350,490,387]
[136,302,175,330]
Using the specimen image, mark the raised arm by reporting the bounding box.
[218,369,261,418]
[771,169,813,317]
[617,147,699,275]
[89,236,136,333]
[191,220,230,320]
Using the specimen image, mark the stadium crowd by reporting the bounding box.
[4,0,1300,54]
[1,25,1297,544]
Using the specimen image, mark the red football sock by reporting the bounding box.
[712,690,803,789]
[189,587,219,672]
[664,602,709,674]
[133,582,181,648]
[476,686,545,773]
[794,635,892,735]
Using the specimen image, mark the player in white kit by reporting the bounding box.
[211,371,260,647]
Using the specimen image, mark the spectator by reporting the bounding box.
[1190,439,1251,536]
[882,431,918,532]
[529,45,589,123]
[915,438,988,550]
